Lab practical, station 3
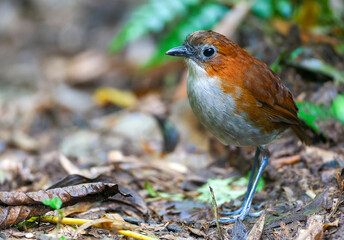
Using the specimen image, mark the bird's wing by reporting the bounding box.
[240,60,310,145]
[242,60,301,125]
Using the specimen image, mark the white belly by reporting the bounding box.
[186,60,278,146]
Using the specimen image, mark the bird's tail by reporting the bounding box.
[291,125,310,145]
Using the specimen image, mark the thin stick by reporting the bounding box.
[328,173,344,218]
[209,184,224,240]
[40,216,159,240]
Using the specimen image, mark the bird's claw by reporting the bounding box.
[221,202,265,216]
[218,210,264,224]
[220,206,243,216]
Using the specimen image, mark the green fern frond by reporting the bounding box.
[109,0,202,53]
[145,3,228,68]
[297,96,344,133]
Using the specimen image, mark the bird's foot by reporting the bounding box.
[218,210,264,224]
[220,202,265,216]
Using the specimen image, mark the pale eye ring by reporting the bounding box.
[202,47,215,57]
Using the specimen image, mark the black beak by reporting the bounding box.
[165,46,192,57]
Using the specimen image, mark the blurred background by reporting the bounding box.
[1,0,344,238]
[0,0,344,201]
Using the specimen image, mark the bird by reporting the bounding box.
[165,30,310,223]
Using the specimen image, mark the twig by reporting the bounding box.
[122,217,181,232]
[328,172,344,218]
[40,216,158,240]
[214,1,252,37]
[272,154,301,168]
[209,184,224,240]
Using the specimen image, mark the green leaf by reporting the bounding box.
[288,47,344,84]
[196,176,265,206]
[270,49,287,72]
[144,181,184,200]
[332,94,344,124]
[289,47,307,60]
[317,0,336,25]
[296,58,344,84]
[144,180,158,198]
[252,0,273,19]
[158,192,184,201]
[197,178,241,206]
[42,197,63,210]
[276,0,292,18]
[296,102,334,132]
[145,3,228,68]
[336,43,344,54]
[109,0,201,53]
[297,99,344,133]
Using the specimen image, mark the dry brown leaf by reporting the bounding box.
[272,154,301,168]
[305,146,344,163]
[73,215,137,239]
[93,87,137,108]
[246,212,266,240]
[272,18,339,46]
[323,219,339,230]
[67,50,110,84]
[0,182,122,206]
[59,154,83,175]
[265,188,328,229]
[0,182,124,229]
[296,215,324,240]
[283,186,297,202]
[187,226,206,237]
[61,202,94,217]
[280,221,292,239]
[48,174,148,216]
[0,205,50,229]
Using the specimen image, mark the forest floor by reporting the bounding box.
[0,1,344,239]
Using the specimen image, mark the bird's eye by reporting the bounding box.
[202,47,215,57]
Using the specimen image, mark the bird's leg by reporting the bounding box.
[221,147,260,216]
[219,147,269,223]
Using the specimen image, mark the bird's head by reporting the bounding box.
[166,30,242,73]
